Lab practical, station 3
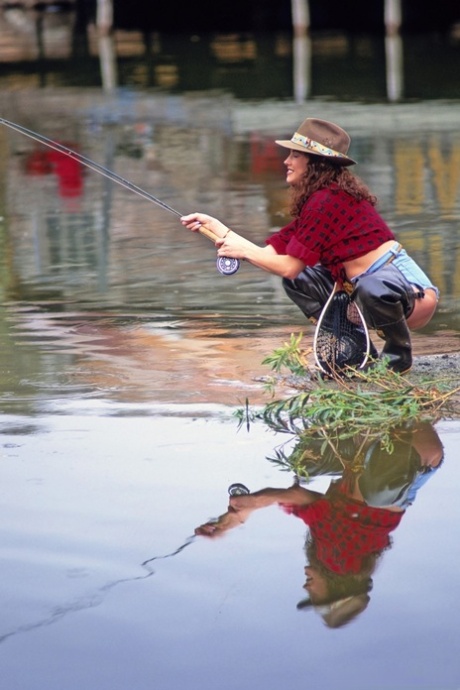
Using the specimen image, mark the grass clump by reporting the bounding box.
[235,335,460,447]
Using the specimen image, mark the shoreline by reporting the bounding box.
[410,352,460,377]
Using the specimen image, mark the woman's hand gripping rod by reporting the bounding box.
[0,117,240,276]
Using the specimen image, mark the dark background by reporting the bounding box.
[63,0,460,35]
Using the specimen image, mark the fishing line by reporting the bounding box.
[141,483,250,572]
[141,534,197,573]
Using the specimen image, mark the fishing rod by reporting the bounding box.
[0,117,240,276]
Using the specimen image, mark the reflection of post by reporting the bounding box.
[34,12,47,87]
[97,0,118,91]
[96,131,114,292]
[384,0,403,101]
[291,0,311,103]
[35,13,45,60]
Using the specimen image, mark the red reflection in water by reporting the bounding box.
[25,145,83,199]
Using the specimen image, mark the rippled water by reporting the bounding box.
[1,82,460,688]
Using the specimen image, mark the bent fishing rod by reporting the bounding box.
[0,117,240,276]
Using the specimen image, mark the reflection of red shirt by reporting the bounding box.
[266,185,395,280]
[281,483,404,575]
[49,149,83,198]
[25,147,83,198]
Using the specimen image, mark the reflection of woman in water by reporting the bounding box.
[195,423,444,628]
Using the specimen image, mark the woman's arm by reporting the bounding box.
[229,485,323,512]
[194,485,322,538]
[180,212,305,279]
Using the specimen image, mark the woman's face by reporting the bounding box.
[284,150,309,186]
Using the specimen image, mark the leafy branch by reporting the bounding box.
[235,334,460,444]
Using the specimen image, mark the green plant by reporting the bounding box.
[236,335,460,443]
[260,332,310,395]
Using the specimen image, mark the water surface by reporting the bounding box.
[1,408,459,690]
[0,81,460,689]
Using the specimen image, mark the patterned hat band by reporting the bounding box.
[275,118,356,165]
[291,132,349,160]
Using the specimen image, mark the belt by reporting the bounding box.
[368,242,403,272]
[343,242,403,293]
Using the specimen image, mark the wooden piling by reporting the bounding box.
[384,0,402,36]
[96,0,117,91]
[291,0,311,103]
[384,0,403,101]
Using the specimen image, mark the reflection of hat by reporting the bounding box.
[297,594,370,628]
[275,118,356,166]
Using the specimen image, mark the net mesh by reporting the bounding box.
[315,291,369,375]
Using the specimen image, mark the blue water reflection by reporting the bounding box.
[0,412,459,689]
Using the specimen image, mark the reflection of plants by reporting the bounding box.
[235,337,459,454]
[267,429,373,480]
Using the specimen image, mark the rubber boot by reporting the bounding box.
[352,264,415,374]
[378,318,413,373]
[283,265,335,323]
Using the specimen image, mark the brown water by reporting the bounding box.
[1,66,460,690]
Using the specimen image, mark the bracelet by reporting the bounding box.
[222,229,231,239]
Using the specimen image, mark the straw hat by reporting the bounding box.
[275,117,356,166]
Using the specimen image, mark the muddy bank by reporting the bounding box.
[255,332,460,416]
[408,353,460,413]
[272,351,460,418]
[410,352,460,379]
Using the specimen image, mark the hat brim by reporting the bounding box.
[275,139,356,166]
[297,594,370,626]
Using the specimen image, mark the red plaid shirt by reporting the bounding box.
[266,184,395,280]
[281,483,404,575]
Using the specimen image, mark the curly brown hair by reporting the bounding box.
[289,154,378,217]
[304,534,383,605]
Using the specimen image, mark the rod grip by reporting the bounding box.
[196,223,220,243]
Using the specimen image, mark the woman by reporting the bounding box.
[181,117,439,373]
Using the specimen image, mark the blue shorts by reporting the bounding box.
[351,243,440,299]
